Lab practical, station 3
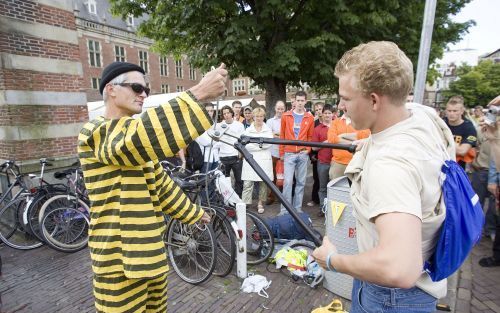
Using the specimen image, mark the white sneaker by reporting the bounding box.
[306,201,315,207]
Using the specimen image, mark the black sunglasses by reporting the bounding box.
[113,83,150,96]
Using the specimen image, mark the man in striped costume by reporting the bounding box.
[78,62,227,312]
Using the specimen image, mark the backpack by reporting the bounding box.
[266,212,321,241]
[185,141,203,172]
[424,160,484,282]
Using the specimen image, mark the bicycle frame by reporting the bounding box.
[212,133,356,247]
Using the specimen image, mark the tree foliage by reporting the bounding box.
[110,0,473,109]
[443,60,500,107]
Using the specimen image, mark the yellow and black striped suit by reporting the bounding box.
[78,91,211,312]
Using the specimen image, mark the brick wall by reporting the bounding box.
[1,69,83,92]
[0,0,85,162]
[0,137,78,161]
[0,0,76,30]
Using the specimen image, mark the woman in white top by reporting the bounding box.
[241,107,274,213]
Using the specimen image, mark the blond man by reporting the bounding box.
[313,41,454,312]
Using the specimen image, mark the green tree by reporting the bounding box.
[110,0,473,110]
[444,60,500,107]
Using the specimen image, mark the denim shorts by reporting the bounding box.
[351,279,437,313]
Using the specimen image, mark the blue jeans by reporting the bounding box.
[351,279,437,313]
[317,162,330,207]
[280,152,308,214]
[471,169,497,236]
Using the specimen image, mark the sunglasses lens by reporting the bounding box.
[130,83,150,96]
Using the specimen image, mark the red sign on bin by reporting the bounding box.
[348,227,356,238]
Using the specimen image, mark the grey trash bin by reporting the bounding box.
[323,176,358,300]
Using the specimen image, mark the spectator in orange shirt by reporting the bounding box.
[327,113,370,180]
[279,91,315,214]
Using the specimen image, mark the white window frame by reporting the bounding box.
[87,0,97,14]
[114,45,126,62]
[176,85,184,92]
[232,78,245,95]
[175,60,183,79]
[127,14,134,27]
[88,39,101,67]
[139,50,149,73]
[189,64,196,80]
[91,77,100,90]
[161,84,169,93]
[160,56,169,77]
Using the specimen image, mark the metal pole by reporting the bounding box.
[414,0,437,104]
[236,202,247,279]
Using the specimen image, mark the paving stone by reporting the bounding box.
[458,288,472,301]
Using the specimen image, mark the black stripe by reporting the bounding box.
[98,125,109,164]
[78,151,95,160]
[88,183,120,195]
[122,247,165,258]
[142,111,167,160]
[121,184,149,192]
[121,170,145,178]
[89,246,121,256]
[81,162,107,171]
[90,195,120,207]
[119,197,153,205]
[110,128,127,166]
[130,129,152,163]
[92,258,123,268]
[89,234,121,243]
[155,104,177,156]
[85,169,122,184]
[102,120,117,165]
[121,119,143,166]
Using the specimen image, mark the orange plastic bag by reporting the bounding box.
[276,160,284,187]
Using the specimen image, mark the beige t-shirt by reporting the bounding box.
[345,103,455,299]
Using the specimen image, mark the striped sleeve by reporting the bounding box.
[82,91,212,167]
[153,164,204,224]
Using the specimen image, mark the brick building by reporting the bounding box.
[74,0,203,102]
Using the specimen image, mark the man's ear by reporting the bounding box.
[370,92,382,111]
[106,84,115,97]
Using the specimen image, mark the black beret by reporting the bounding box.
[99,62,145,95]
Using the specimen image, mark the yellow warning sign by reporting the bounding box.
[331,201,346,227]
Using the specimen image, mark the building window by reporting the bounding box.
[161,84,169,93]
[232,79,245,95]
[87,0,97,14]
[175,60,183,78]
[176,85,184,92]
[126,14,134,27]
[115,45,126,62]
[91,77,100,90]
[88,40,101,67]
[160,56,168,76]
[248,79,262,95]
[189,64,196,80]
[139,50,149,73]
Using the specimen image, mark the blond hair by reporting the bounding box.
[446,95,464,107]
[252,107,266,117]
[334,41,413,104]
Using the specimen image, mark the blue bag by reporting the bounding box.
[424,160,484,282]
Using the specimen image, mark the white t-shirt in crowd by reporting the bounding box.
[196,131,220,163]
[216,120,245,158]
[266,116,281,158]
[345,103,455,299]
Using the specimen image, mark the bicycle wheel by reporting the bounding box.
[41,206,89,253]
[164,219,216,285]
[0,197,43,250]
[38,194,89,225]
[209,207,236,277]
[246,210,274,265]
[27,186,67,242]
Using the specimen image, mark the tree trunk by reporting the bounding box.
[264,78,287,118]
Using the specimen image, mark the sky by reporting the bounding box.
[448,0,499,55]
